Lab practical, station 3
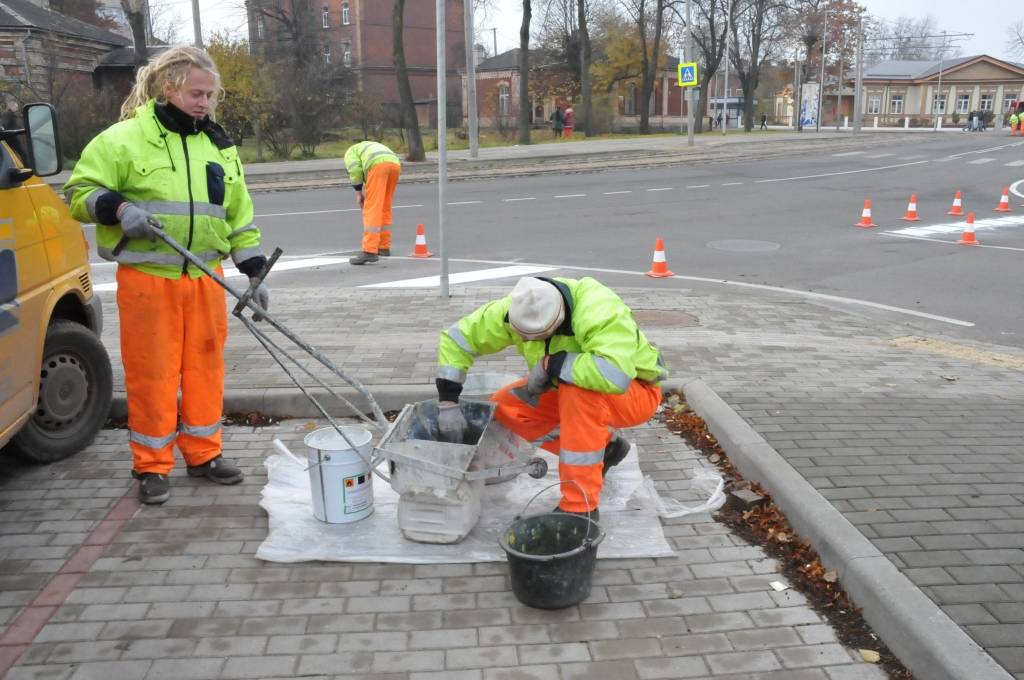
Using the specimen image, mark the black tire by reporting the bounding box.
[11,320,113,463]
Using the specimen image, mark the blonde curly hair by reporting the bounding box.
[119,46,222,121]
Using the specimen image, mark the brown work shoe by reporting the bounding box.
[187,455,243,485]
[349,252,379,265]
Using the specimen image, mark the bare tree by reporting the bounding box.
[394,0,425,161]
[1008,20,1024,58]
[619,0,672,134]
[728,0,788,131]
[148,0,184,45]
[578,0,593,134]
[518,0,532,144]
[691,0,730,132]
[121,0,149,67]
[867,16,958,61]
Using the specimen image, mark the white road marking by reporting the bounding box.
[448,200,482,205]
[866,153,894,158]
[646,187,673,192]
[886,215,1024,237]
[256,205,423,218]
[360,265,557,289]
[945,141,1024,158]
[687,184,710,189]
[880,232,1024,252]
[554,194,587,198]
[1012,178,1024,200]
[92,258,348,292]
[503,197,536,202]
[832,151,865,156]
[437,258,974,327]
[968,158,996,164]
[721,182,744,186]
[754,160,929,184]
[603,190,632,195]
[1006,160,1024,167]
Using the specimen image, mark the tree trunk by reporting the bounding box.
[121,0,148,68]
[394,0,424,161]
[518,0,532,144]
[577,0,592,136]
[638,0,666,134]
[742,73,756,131]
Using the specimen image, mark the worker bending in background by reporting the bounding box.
[434,276,668,521]
[344,141,401,265]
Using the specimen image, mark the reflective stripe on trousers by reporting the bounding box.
[361,162,400,254]
[493,377,661,512]
[117,265,227,474]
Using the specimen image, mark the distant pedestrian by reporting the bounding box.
[1,99,25,161]
[716,112,723,129]
[550,106,564,137]
[759,113,768,130]
[563,107,575,138]
[344,141,401,264]
[708,115,714,130]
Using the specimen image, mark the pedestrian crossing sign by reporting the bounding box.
[678,62,698,87]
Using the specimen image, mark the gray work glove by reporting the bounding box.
[118,203,163,240]
[526,359,552,396]
[249,279,269,322]
[437,401,468,443]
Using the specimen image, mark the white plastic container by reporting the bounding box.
[304,426,374,524]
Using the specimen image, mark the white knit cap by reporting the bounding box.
[508,277,565,339]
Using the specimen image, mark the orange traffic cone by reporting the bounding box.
[947,190,964,216]
[856,199,877,228]
[410,223,433,258]
[901,194,921,221]
[994,187,1012,212]
[957,212,979,245]
[645,238,675,278]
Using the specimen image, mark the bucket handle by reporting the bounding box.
[519,480,597,544]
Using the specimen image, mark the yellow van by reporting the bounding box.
[0,103,112,462]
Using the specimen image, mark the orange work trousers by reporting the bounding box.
[492,378,661,512]
[361,161,401,254]
[116,265,227,474]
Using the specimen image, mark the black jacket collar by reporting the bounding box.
[155,101,209,135]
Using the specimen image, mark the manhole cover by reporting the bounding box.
[632,310,700,327]
[707,239,781,252]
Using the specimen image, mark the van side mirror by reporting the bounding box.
[23,103,62,177]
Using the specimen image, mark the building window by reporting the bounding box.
[890,95,903,114]
[321,6,329,28]
[323,44,331,65]
[498,84,510,116]
[256,15,265,39]
[342,1,350,25]
[867,95,880,115]
[342,42,352,67]
[979,94,993,111]
[956,94,970,114]
[1005,97,1018,113]
[932,94,946,114]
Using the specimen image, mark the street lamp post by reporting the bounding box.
[815,9,830,133]
[685,0,694,146]
[436,0,449,297]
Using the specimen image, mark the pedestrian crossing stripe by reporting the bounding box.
[677,62,698,87]
[886,215,1024,237]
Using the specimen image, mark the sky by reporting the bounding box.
[192,0,1017,62]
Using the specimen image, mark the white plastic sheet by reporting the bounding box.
[256,444,674,564]
[627,468,726,518]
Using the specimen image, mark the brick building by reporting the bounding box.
[246,0,465,114]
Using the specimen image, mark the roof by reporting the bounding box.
[864,54,1023,81]
[98,45,170,67]
[478,48,679,74]
[0,0,128,46]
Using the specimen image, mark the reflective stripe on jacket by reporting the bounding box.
[64,99,261,279]
[344,141,401,186]
[438,277,668,393]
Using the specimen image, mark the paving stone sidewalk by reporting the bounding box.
[0,415,886,680]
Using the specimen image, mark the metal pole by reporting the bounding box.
[794,50,803,131]
[686,0,694,146]
[835,38,843,131]
[492,27,497,56]
[191,0,203,47]
[934,31,945,131]
[465,0,478,158]
[816,10,828,132]
[437,0,449,297]
[853,17,863,133]
[721,3,729,135]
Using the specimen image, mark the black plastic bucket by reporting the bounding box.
[500,510,605,609]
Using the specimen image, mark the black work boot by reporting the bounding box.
[349,251,379,265]
[378,249,391,256]
[602,435,631,477]
[187,455,244,485]
[552,505,600,524]
[133,471,170,504]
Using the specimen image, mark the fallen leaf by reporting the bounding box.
[859,649,881,663]
[775,531,790,543]
[823,570,838,583]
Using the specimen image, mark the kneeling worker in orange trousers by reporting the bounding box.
[65,47,268,504]
[344,141,401,265]
[435,277,669,521]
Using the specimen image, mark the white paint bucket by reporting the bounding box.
[303,426,374,524]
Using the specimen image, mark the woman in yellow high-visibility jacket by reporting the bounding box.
[65,47,267,504]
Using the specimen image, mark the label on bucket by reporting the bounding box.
[342,473,372,514]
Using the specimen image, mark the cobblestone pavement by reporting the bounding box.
[5,282,1024,678]
[0,416,888,680]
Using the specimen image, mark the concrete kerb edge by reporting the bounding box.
[670,377,1014,680]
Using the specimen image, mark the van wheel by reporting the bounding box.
[12,320,113,463]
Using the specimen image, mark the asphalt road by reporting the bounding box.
[88,133,1024,348]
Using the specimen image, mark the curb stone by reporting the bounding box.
[674,376,1015,680]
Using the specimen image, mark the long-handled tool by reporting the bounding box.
[135,227,389,463]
